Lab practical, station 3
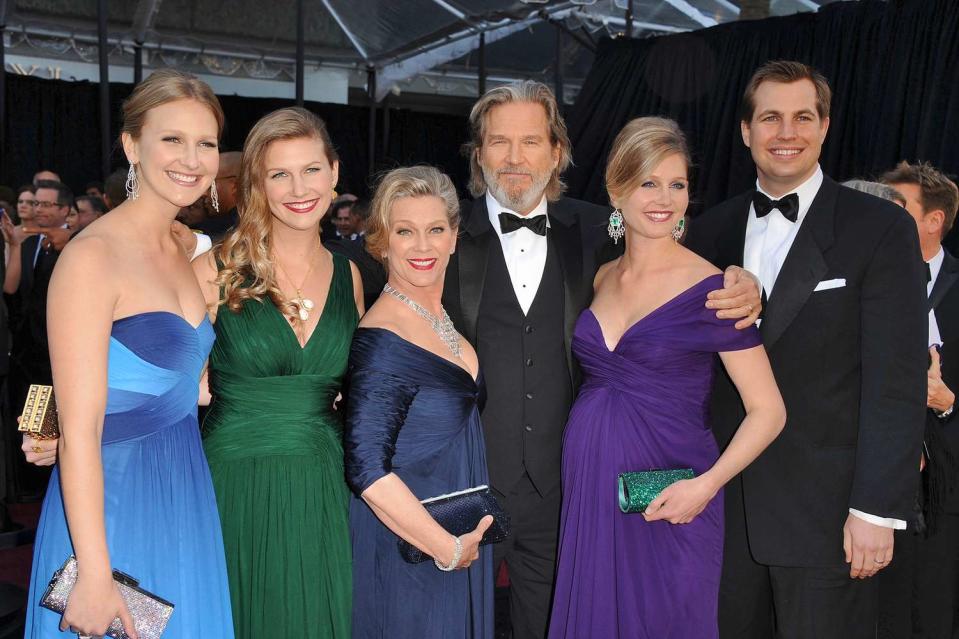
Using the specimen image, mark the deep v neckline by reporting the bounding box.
[270,258,338,351]
[588,274,721,351]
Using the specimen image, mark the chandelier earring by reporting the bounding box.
[671,217,686,243]
[125,164,141,200]
[331,188,338,201]
[608,208,625,244]
[210,181,220,212]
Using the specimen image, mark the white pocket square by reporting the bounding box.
[813,278,846,292]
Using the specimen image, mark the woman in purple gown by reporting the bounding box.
[548,118,785,639]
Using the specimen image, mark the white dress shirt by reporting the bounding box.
[486,191,549,315]
[744,166,905,530]
[927,246,944,347]
[743,166,824,298]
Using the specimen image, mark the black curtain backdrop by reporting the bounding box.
[4,74,469,200]
[565,0,959,248]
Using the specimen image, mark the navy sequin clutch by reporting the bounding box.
[618,469,696,513]
[399,485,511,563]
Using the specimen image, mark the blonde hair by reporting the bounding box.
[605,117,691,206]
[121,69,224,140]
[463,81,572,201]
[215,107,339,314]
[366,166,460,265]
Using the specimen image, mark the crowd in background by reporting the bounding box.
[2,59,958,639]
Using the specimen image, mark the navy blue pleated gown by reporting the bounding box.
[345,328,493,639]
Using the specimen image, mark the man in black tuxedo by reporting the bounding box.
[6,179,71,497]
[686,61,928,639]
[877,161,959,637]
[443,81,762,639]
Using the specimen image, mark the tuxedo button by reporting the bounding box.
[524,424,534,432]
[525,392,533,400]
[526,358,533,367]
[524,325,533,334]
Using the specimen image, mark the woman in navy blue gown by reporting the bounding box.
[345,166,495,639]
[25,70,233,638]
[548,118,785,639]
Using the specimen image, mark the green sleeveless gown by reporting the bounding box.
[202,254,356,639]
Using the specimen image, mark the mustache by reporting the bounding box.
[496,166,534,177]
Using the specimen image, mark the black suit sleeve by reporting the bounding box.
[850,212,928,520]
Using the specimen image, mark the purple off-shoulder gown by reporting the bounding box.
[548,274,761,639]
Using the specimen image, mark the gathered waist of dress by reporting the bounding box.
[102,408,198,445]
[202,372,344,461]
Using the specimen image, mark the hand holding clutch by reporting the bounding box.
[641,473,718,525]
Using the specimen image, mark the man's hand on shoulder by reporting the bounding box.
[705,265,762,329]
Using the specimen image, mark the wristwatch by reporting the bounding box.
[936,404,955,420]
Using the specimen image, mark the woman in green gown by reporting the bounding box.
[193,107,364,639]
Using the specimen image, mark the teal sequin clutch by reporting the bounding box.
[618,469,696,513]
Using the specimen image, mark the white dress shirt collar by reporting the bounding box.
[928,246,945,288]
[754,164,824,226]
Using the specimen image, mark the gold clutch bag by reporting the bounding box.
[18,384,59,440]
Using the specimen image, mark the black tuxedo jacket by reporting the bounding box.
[686,176,928,567]
[932,250,959,512]
[444,196,611,384]
[443,196,611,483]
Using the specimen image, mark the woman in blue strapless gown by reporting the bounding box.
[548,118,784,638]
[24,70,234,638]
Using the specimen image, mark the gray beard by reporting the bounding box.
[482,165,551,213]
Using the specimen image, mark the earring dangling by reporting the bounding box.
[671,217,686,242]
[125,164,140,200]
[608,208,625,244]
[331,188,339,201]
[210,181,220,212]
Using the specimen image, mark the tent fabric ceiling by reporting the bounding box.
[8,0,845,90]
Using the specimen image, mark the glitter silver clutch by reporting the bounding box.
[39,556,174,639]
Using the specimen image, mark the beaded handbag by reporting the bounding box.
[399,485,511,563]
[40,556,174,639]
[618,469,696,513]
[18,384,59,440]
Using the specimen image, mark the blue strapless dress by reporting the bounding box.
[25,312,234,638]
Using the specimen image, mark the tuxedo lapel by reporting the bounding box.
[931,250,959,311]
[457,199,494,344]
[760,178,837,349]
[548,201,583,375]
[20,235,39,294]
[717,193,751,268]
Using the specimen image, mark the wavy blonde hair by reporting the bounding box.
[214,107,339,314]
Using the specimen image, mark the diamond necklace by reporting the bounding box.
[274,245,320,322]
[383,283,461,358]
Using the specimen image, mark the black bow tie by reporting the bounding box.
[499,212,547,236]
[753,191,800,223]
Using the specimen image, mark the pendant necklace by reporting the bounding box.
[275,245,319,323]
[383,283,461,358]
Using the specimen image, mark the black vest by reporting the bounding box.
[476,234,572,494]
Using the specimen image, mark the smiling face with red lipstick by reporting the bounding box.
[385,194,457,291]
[262,136,339,232]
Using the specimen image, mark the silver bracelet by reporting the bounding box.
[434,535,463,572]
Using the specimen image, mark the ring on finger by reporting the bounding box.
[32,444,43,454]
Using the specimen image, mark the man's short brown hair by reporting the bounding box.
[882,161,959,238]
[741,60,832,123]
